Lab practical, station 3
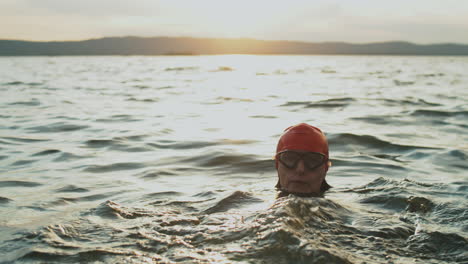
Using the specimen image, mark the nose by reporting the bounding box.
[295,159,305,174]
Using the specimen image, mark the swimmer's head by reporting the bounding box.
[275,123,331,196]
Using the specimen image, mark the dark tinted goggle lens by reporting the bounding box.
[278,151,326,170]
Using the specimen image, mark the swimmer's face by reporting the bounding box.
[276,150,328,194]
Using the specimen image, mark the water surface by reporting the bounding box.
[1,55,467,263]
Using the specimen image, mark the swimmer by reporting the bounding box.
[275,123,331,197]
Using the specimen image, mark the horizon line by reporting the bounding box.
[1,35,467,46]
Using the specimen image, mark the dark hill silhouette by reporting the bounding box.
[1,36,467,56]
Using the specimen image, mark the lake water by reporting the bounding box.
[0,55,467,263]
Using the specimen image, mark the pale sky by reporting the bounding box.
[1,0,468,44]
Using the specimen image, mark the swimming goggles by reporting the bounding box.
[276,150,327,170]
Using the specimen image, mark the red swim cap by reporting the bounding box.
[276,123,329,157]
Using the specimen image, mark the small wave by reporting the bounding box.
[8,99,41,106]
[218,139,258,145]
[321,69,337,74]
[428,149,468,171]
[2,136,49,143]
[4,81,24,85]
[115,134,148,141]
[0,196,12,204]
[352,177,434,190]
[86,135,148,146]
[126,97,160,103]
[83,138,152,152]
[178,151,274,173]
[454,182,468,192]
[0,180,42,188]
[359,194,434,213]
[83,162,146,173]
[53,152,86,162]
[90,200,157,219]
[0,139,15,146]
[203,191,263,214]
[416,73,445,78]
[10,159,37,166]
[32,149,61,156]
[137,169,178,179]
[21,205,48,211]
[19,248,144,263]
[143,191,182,199]
[364,225,415,240]
[95,114,142,123]
[27,122,89,133]
[187,152,247,167]
[350,115,410,126]
[394,80,415,86]
[55,185,90,193]
[148,140,217,150]
[193,191,217,198]
[331,157,407,171]
[406,196,435,213]
[164,66,198,71]
[52,115,81,121]
[84,139,117,148]
[374,97,442,107]
[410,98,442,106]
[447,149,467,160]
[33,193,120,209]
[217,96,253,102]
[39,192,119,210]
[407,231,467,262]
[344,177,449,216]
[62,193,120,203]
[280,101,316,107]
[281,97,356,109]
[328,133,437,153]
[205,96,254,105]
[155,198,214,210]
[346,176,466,240]
[155,85,174,90]
[249,115,277,119]
[410,109,468,118]
[431,201,468,228]
[2,82,43,90]
[131,84,149,89]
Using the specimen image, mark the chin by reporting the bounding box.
[286,183,315,194]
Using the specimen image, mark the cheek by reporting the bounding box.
[316,167,327,178]
[312,167,327,180]
[277,165,289,183]
[300,167,327,185]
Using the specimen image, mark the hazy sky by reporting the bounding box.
[1,0,468,44]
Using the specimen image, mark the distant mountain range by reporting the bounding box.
[1,36,468,56]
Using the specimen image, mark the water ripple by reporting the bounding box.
[84,162,146,173]
[0,180,43,188]
[329,133,438,152]
[27,122,89,133]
